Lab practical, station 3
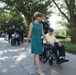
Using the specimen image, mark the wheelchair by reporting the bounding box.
[39,44,56,66]
[11,38,16,45]
[11,37,20,46]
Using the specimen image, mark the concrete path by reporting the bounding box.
[0,38,76,75]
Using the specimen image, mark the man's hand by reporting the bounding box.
[50,43,54,46]
[46,41,50,45]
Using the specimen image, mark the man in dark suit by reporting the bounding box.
[7,26,12,43]
[20,26,24,43]
[12,25,16,34]
[41,13,49,34]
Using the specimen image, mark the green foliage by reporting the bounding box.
[54,29,66,37]
[0,0,52,36]
[59,30,66,37]
[1,0,52,25]
[52,0,76,39]
[0,9,26,31]
[56,20,71,36]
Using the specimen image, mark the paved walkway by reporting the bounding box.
[0,38,76,75]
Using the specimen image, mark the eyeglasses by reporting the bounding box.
[49,30,53,32]
[36,15,41,17]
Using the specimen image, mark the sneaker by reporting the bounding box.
[61,58,69,62]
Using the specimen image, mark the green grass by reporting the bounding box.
[59,38,76,53]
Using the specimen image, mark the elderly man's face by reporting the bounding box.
[48,31,53,35]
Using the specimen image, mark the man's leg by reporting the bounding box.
[51,45,66,64]
[56,45,69,62]
[21,36,24,43]
[51,45,59,60]
[58,45,65,57]
[8,36,11,43]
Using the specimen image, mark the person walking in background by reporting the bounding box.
[20,26,24,43]
[25,12,49,75]
[5,28,8,41]
[7,26,12,43]
[16,28,20,36]
[12,25,16,34]
[11,31,20,45]
[16,27,21,42]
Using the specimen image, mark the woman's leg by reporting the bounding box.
[35,54,43,74]
[34,54,37,66]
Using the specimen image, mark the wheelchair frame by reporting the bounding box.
[39,44,56,66]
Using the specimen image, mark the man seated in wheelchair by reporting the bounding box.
[11,31,20,45]
[43,27,69,64]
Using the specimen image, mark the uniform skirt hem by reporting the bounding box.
[31,52,42,55]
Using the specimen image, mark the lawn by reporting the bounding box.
[59,38,76,54]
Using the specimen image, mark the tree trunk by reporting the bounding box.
[70,0,76,43]
[25,15,33,27]
[52,0,76,43]
[71,27,76,44]
[71,14,76,44]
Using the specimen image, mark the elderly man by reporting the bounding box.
[43,28,69,64]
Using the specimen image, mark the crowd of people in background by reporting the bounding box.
[0,25,25,45]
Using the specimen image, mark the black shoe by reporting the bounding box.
[56,59,63,64]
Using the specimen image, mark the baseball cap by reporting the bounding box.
[48,28,54,32]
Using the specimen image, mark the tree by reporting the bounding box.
[0,9,26,31]
[52,0,76,43]
[1,0,52,25]
[56,19,70,37]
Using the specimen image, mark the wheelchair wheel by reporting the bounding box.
[11,39,15,46]
[39,54,48,63]
[49,57,53,66]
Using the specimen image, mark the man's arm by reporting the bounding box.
[54,35,62,46]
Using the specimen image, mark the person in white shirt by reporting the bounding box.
[12,31,20,45]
